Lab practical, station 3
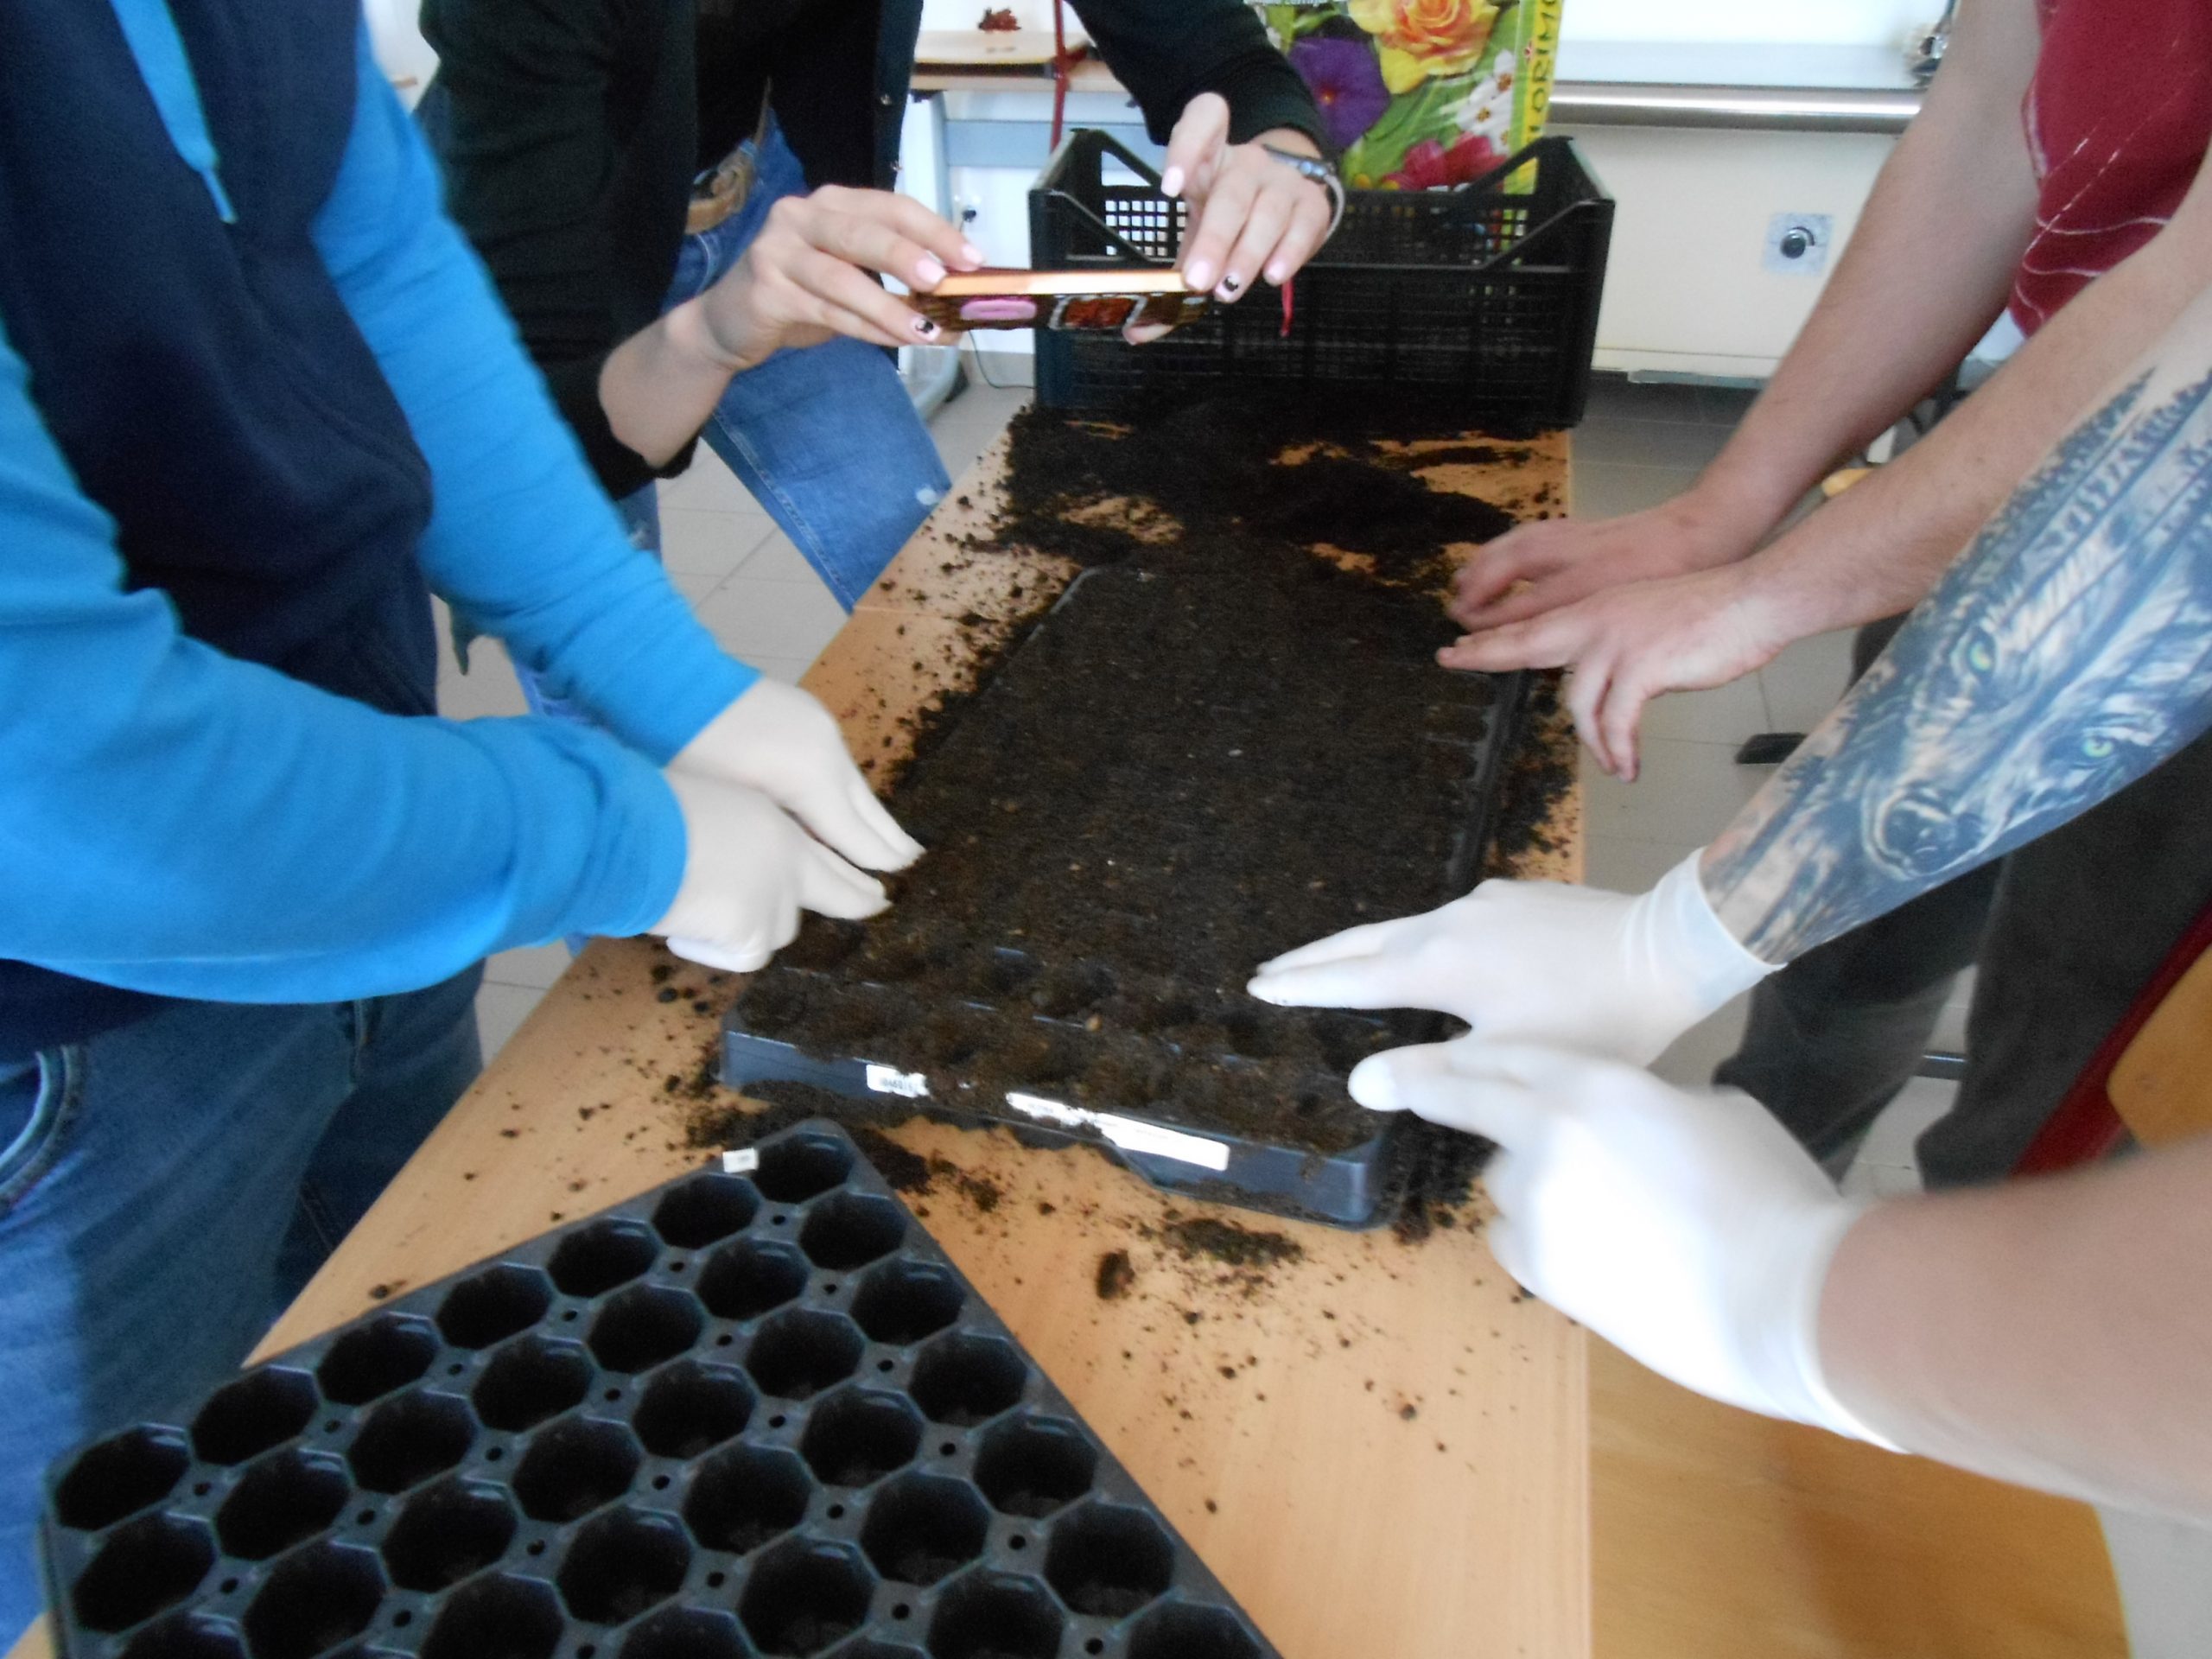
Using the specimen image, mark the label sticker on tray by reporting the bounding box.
[1005,1093,1230,1172]
[721,1148,760,1174]
[867,1064,931,1098]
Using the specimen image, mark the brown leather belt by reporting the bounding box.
[686,104,774,236]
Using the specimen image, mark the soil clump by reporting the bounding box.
[1095,1249,1136,1300]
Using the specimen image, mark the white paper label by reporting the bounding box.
[1003,1093,1229,1172]
[1004,1091,1085,1128]
[1094,1114,1231,1172]
[721,1148,760,1174]
[865,1064,931,1098]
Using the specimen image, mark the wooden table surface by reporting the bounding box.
[12,427,2125,1659]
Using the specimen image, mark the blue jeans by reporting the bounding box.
[0,969,482,1641]
[516,124,948,723]
[664,124,950,610]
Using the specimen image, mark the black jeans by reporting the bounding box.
[1717,620,2212,1187]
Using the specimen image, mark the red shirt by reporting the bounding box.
[2011,0,2212,334]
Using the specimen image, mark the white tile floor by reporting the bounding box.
[446,372,2208,1650]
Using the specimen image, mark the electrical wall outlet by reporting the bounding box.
[1764,212,1833,275]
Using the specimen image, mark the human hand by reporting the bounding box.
[1350,1039,1889,1442]
[1440,563,1786,780]
[1141,97,1334,341]
[653,772,889,973]
[672,679,925,874]
[1249,851,1775,1067]
[1449,487,1770,635]
[691,188,982,372]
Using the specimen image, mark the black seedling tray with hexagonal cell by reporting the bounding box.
[40,1121,1276,1659]
[722,542,1527,1230]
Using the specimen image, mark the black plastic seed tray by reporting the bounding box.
[1032,130,1613,427]
[721,557,1528,1231]
[40,1122,1278,1659]
[724,966,1410,1228]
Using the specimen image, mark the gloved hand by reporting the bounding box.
[653,772,890,972]
[1353,1038,1891,1443]
[1247,851,1775,1066]
[673,679,925,874]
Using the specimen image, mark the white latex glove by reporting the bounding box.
[1247,852,1775,1066]
[673,679,925,874]
[653,772,890,973]
[1355,1038,1891,1443]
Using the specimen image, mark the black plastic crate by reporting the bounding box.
[722,560,1529,1230]
[1031,131,1613,428]
[40,1122,1277,1659]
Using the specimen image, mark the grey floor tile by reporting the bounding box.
[1758,629,1857,734]
[1575,416,1732,473]
[1696,384,1759,427]
[2100,1508,2212,1659]
[1584,834,1704,893]
[659,506,774,578]
[474,981,546,1064]
[734,530,822,586]
[1930,967,1976,1054]
[437,636,529,721]
[1652,995,1750,1090]
[1856,1074,1955,1172]
[1840,1155,1925,1200]
[666,565,730,604]
[1580,738,1766,846]
[485,942,570,992]
[1582,376,1710,425]
[1637,675,1770,748]
[1570,460,1705,521]
[695,575,847,664]
[659,449,760,513]
[745,655,817,684]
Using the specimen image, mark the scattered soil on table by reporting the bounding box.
[724,402,1538,1225]
[1095,1249,1136,1300]
[1481,672,1577,874]
[1378,442,1535,473]
[850,1124,932,1194]
[1160,1215,1302,1272]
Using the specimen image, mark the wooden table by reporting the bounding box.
[12,430,2126,1659]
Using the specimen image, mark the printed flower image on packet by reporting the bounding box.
[1262,0,1563,190]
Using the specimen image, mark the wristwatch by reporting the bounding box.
[1259,144,1347,241]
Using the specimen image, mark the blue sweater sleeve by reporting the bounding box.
[0,315,687,1000]
[315,33,757,762]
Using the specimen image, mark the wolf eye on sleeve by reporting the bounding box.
[1705,362,2212,962]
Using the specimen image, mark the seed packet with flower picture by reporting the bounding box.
[1260,0,1564,190]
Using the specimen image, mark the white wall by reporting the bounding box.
[1560,0,1932,48]
[918,0,1940,50]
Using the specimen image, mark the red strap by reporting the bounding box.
[1280,279,1295,339]
[1048,0,1084,150]
[2012,896,2212,1177]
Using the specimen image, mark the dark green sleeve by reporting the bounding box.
[1069,0,1329,156]
[418,0,684,499]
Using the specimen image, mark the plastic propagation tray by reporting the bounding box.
[1031,131,1614,428]
[723,559,1529,1230]
[40,1122,1278,1659]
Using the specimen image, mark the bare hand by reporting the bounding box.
[1449,491,1765,633]
[1141,97,1333,341]
[694,188,982,372]
[1440,566,1783,780]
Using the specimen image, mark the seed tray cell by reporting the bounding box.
[723,552,1526,1229]
[41,1122,1276,1659]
